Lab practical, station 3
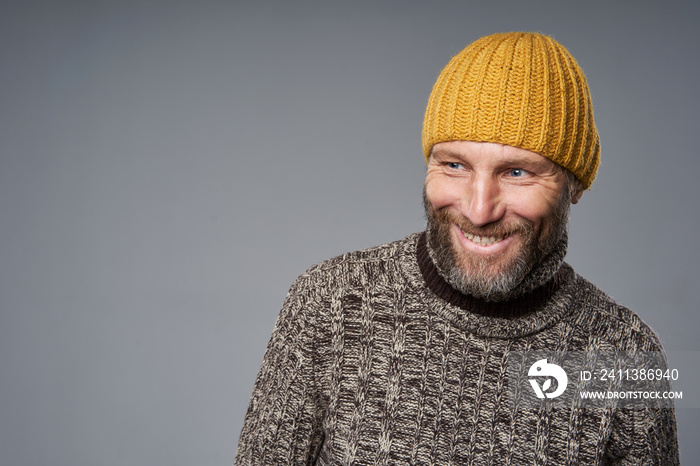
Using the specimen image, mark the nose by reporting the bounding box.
[462,174,505,227]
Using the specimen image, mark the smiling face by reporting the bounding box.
[424,140,582,300]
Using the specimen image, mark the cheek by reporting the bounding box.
[424,177,462,211]
[508,193,559,227]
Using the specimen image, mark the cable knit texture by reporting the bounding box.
[422,32,600,188]
[235,233,678,465]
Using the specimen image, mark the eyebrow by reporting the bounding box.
[431,148,537,163]
[430,148,462,159]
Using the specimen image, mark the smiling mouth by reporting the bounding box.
[459,227,510,246]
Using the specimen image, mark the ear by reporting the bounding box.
[571,187,584,205]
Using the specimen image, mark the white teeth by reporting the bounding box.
[461,229,504,246]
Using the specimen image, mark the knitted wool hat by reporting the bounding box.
[422,32,600,189]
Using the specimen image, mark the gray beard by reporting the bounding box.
[424,189,571,302]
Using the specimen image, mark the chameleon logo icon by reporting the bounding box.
[528,359,568,399]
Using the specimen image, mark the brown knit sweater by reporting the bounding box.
[234,232,679,465]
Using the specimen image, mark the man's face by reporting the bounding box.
[424,140,580,299]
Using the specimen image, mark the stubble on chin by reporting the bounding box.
[423,189,569,301]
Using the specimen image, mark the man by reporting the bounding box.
[235,32,679,464]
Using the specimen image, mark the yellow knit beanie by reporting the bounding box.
[422,32,600,189]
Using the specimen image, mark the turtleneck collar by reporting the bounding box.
[416,231,568,320]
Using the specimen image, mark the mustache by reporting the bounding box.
[423,193,533,238]
[437,208,533,238]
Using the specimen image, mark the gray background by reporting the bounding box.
[2,0,698,464]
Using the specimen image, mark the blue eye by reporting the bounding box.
[447,162,463,169]
[509,168,524,177]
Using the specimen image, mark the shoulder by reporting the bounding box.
[272,233,421,343]
[287,232,421,296]
[569,270,665,352]
[304,232,421,276]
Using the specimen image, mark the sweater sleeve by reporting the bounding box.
[603,343,680,464]
[234,280,325,465]
[604,404,679,465]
